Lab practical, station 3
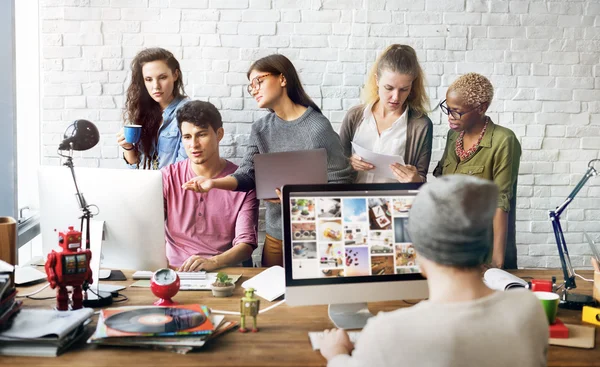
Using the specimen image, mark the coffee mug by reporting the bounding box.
[535,291,560,324]
[123,125,142,144]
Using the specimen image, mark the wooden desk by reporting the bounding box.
[4,268,599,366]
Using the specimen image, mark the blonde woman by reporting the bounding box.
[339,44,433,183]
[434,73,521,269]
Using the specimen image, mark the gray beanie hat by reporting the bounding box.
[407,175,498,268]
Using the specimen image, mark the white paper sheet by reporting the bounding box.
[351,142,405,180]
[241,266,285,302]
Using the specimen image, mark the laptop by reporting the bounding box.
[254,149,328,200]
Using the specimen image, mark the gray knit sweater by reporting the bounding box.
[232,107,354,239]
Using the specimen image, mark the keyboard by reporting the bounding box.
[132,270,206,280]
[308,331,361,351]
[179,280,213,291]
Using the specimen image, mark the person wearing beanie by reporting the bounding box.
[319,175,548,367]
[434,73,521,270]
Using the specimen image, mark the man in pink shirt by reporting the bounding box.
[161,100,258,271]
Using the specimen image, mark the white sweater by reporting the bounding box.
[329,289,548,367]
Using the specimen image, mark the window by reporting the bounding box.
[16,0,42,264]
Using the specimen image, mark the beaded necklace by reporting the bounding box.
[455,117,489,161]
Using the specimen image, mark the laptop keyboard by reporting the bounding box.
[132,270,206,280]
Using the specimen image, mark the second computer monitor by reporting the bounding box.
[38,166,168,271]
[282,183,428,329]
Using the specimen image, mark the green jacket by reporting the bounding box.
[433,118,521,269]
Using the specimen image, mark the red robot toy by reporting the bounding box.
[45,226,93,311]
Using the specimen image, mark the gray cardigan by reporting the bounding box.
[339,104,434,182]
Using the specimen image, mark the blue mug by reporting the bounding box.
[123,125,142,144]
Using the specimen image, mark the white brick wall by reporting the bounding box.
[39,0,600,269]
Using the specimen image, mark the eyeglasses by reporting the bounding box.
[439,99,482,120]
[246,74,272,95]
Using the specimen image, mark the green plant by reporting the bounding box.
[213,272,232,287]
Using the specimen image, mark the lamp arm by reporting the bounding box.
[554,164,597,217]
[548,159,599,291]
[549,212,575,289]
[63,156,93,250]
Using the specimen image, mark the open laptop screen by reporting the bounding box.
[282,183,424,286]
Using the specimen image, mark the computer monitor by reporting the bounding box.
[38,166,168,271]
[282,183,429,329]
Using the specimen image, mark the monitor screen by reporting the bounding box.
[38,166,168,272]
[282,183,429,328]
[284,184,423,283]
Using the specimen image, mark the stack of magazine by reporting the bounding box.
[0,260,22,332]
[88,304,238,354]
[0,308,94,357]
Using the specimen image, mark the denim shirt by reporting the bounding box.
[126,96,189,170]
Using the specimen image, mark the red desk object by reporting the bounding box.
[549,318,569,339]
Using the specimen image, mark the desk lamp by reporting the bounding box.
[549,158,599,310]
[57,120,112,307]
[57,120,99,251]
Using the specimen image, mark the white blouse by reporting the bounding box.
[352,103,408,183]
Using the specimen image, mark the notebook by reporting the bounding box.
[254,149,328,200]
[241,266,285,302]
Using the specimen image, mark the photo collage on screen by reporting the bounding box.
[290,195,420,279]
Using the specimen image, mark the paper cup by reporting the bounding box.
[124,125,142,144]
[535,291,560,324]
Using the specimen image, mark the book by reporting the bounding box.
[483,268,527,291]
[0,324,87,357]
[0,308,93,357]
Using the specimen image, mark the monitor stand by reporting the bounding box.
[328,303,373,330]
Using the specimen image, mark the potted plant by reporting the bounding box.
[211,272,235,297]
[296,199,308,211]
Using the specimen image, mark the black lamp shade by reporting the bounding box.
[58,119,100,151]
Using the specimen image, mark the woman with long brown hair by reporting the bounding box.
[340,44,433,183]
[181,54,353,267]
[116,48,188,169]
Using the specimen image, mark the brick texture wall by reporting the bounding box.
[39,0,600,268]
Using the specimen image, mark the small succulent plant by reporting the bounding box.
[212,272,232,287]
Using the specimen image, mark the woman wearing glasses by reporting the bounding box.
[182,54,352,267]
[339,44,433,183]
[434,73,521,269]
[117,48,189,169]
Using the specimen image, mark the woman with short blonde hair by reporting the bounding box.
[434,72,522,269]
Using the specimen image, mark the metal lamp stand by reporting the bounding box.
[549,159,599,310]
[61,152,113,308]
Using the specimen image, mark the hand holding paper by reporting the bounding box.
[349,154,374,172]
[390,163,421,183]
[351,142,405,180]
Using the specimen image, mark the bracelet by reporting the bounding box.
[122,145,134,151]
[122,152,139,166]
